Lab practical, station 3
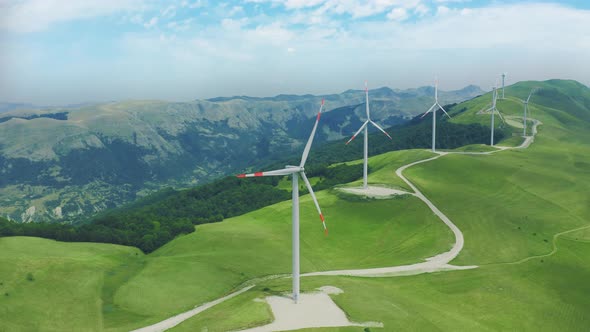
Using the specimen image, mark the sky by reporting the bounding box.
[1,0,589,105]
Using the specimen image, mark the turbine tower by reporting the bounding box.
[486,85,505,146]
[420,78,451,152]
[346,82,392,189]
[523,88,537,136]
[237,100,327,304]
[501,73,507,99]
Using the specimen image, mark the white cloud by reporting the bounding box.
[183,0,206,9]
[228,5,244,16]
[436,5,450,16]
[168,18,194,32]
[144,16,158,29]
[221,18,248,30]
[434,0,471,3]
[358,3,590,52]
[3,1,590,103]
[130,13,143,25]
[247,0,423,18]
[249,23,294,45]
[284,0,325,9]
[387,8,408,21]
[161,5,176,19]
[414,4,429,16]
[0,0,146,33]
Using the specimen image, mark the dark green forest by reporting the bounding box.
[0,104,506,253]
[0,163,362,252]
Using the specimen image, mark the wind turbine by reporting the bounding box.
[486,84,505,146]
[237,100,327,304]
[522,88,537,136]
[501,72,507,99]
[420,78,451,152]
[345,81,392,189]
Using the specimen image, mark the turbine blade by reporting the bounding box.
[345,121,369,145]
[526,90,534,103]
[365,81,370,119]
[237,168,296,178]
[300,171,327,235]
[434,77,439,101]
[370,120,392,140]
[299,99,324,167]
[438,103,451,118]
[421,103,437,118]
[495,109,506,123]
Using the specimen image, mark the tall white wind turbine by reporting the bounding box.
[420,78,451,152]
[486,84,505,146]
[522,88,537,136]
[345,82,392,189]
[237,100,327,304]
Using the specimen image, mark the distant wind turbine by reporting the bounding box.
[501,73,507,99]
[486,84,505,146]
[420,78,451,152]
[522,88,537,136]
[345,81,392,189]
[237,100,327,304]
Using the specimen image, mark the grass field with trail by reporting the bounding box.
[173,231,590,331]
[0,149,454,331]
[113,187,453,329]
[1,79,589,331]
[168,80,590,332]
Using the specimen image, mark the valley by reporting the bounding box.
[0,86,483,223]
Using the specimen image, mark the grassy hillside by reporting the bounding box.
[183,229,589,331]
[1,79,588,331]
[0,149,454,331]
[0,237,144,331]
[109,149,451,330]
[167,79,590,331]
[405,80,590,264]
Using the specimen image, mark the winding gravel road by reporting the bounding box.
[133,119,541,332]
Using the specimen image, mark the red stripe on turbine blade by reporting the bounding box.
[345,135,356,145]
[254,172,264,177]
[319,213,325,222]
[324,228,328,236]
[316,112,321,121]
[237,174,246,178]
[321,98,325,105]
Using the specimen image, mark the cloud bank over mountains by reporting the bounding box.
[0,0,589,104]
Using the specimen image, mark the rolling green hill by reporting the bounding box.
[166,79,590,331]
[0,79,589,331]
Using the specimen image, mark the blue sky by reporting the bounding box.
[1,0,589,104]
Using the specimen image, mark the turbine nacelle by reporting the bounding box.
[237,100,328,234]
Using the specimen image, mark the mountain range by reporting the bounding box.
[0,85,483,223]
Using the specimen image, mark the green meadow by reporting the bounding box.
[0,149,454,331]
[173,228,590,331]
[169,80,590,331]
[1,80,589,331]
